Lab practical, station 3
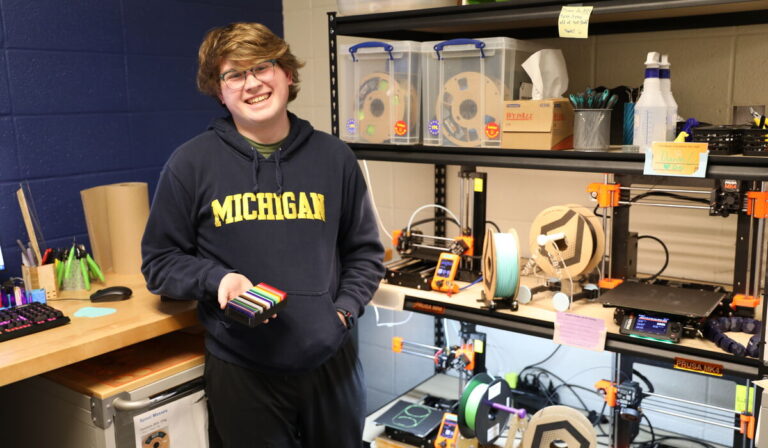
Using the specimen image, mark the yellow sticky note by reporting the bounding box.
[474,177,484,192]
[735,385,755,413]
[473,339,485,354]
[558,6,593,39]
[645,142,709,177]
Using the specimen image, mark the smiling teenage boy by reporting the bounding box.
[141,23,385,447]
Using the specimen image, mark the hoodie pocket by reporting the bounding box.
[280,288,348,334]
[215,289,347,372]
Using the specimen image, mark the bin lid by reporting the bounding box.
[45,331,205,399]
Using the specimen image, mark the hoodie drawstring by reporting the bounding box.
[251,150,260,193]
[251,148,284,195]
[275,149,284,196]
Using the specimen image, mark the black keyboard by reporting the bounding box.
[0,302,70,342]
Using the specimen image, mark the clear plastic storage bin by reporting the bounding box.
[422,37,539,147]
[339,40,422,145]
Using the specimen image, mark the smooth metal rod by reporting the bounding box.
[617,201,710,210]
[400,349,436,360]
[606,174,613,279]
[413,243,451,251]
[752,219,764,305]
[621,187,710,194]
[601,174,609,280]
[642,399,735,424]
[463,176,472,233]
[644,392,736,414]
[410,234,455,242]
[745,379,753,448]
[403,341,441,351]
[641,406,739,431]
[752,183,766,313]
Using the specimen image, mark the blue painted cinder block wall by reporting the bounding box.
[0,0,282,278]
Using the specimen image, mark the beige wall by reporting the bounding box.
[537,24,768,125]
[284,3,768,285]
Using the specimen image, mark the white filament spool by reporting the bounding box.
[482,228,521,300]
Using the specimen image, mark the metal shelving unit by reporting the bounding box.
[333,0,768,40]
[328,3,768,446]
[349,144,768,180]
[399,294,763,378]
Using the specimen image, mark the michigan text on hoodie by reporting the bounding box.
[211,191,325,226]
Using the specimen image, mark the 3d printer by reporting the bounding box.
[384,168,486,291]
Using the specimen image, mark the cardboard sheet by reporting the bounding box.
[81,182,150,275]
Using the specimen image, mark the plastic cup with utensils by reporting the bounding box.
[574,108,612,151]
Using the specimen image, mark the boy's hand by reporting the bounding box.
[218,273,253,310]
[218,273,276,324]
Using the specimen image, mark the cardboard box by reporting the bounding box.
[21,264,58,300]
[501,99,574,150]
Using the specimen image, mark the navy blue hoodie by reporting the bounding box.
[141,113,384,373]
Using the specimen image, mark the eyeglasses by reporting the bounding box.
[219,60,277,90]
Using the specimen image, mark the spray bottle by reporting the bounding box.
[633,51,668,152]
[659,54,678,141]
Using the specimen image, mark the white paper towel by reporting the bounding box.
[522,49,569,100]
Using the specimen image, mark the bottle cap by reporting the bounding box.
[644,51,661,67]
[660,54,670,68]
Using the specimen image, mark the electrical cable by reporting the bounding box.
[519,345,561,374]
[630,191,710,205]
[595,401,608,437]
[410,216,461,229]
[513,361,616,442]
[550,382,604,400]
[530,368,592,412]
[632,369,655,394]
[361,160,392,240]
[372,305,414,327]
[406,204,461,235]
[460,277,483,290]
[543,380,601,413]
[593,203,605,218]
[486,220,501,232]
[637,235,669,282]
[362,160,416,328]
[641,413,656,445]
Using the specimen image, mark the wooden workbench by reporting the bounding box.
[0,273,198,387]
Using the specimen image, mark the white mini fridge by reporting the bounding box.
[0,331,207,448]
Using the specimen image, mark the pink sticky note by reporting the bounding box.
[553,312,606,351]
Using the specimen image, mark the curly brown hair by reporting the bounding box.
[197,23,304,102]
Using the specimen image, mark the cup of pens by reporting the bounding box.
[569,89,618,151]
[573,109,612,151]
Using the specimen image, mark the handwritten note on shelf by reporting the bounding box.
[558,6,594,39]
[643,142,709,177]
[553,312,606,351]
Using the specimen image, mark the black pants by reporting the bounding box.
[205,337,365,448]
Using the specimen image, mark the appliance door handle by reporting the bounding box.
[112,391,173,412]
[112,377,205,412]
